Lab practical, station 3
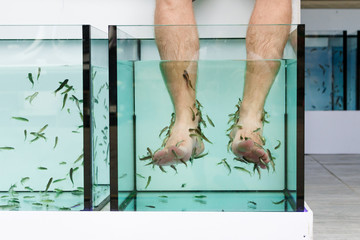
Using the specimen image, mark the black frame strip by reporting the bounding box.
[296,24,305,212]
[109,25,119,211]
[343,31,348,110]
[82,25,93,211]
[357,31,360,110]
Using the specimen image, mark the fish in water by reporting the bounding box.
[11,116,29,122]
[25,92,39,104]
[53,178,66,183]
[0,147,15,150]
[53,136,58,149]
[62,93,68,110]
[38,167,47,170]
[45,177,53,192]
[69,168,74,185]
[272,199,286,205]
[54,79,69,95]
[136,174,145,179]
[24,130,27,141]
[145,205,155,208]
[27,73,34,87]
[20,177,30,185]
[206,114,215,127]
[181,183,186,188]
[274,140,281,150]
[234,166,252,176]
[194,195,207,199]
[119,173,127,179]
[145,176,151,189]
[37,67,41,80]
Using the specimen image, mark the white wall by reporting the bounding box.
[302,9,360,33]
[0,0,300,32]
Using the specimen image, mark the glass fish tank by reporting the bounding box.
[0,25,109,211]
[305,31,359,111]
[109,24,305,212]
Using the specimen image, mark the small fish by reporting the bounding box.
[74,153,84,164]
[37,167,47,170]
[55,79,69,94]
[194,195,207,199]
[253,128,261,133]
[0,147,15,150]
[53,136,58,149]
[145,205,155,208]
[71,203,81,208]
[217,158,231,175]
[136,174,145,179]
[322,88,326,94]
[59,162,67,165]
[59,207,71,211]
[37,124,48,134]
[170,165,178,174]
[119,173,127,179]
[79,112,83,121]
[69,168,74,185]
[274,140,281,150]
[145,176,151,189]
[253,164,261,179]
[234,166,252,176]
[139,155,152,161]
[24,130,27,141]
[206,115,215,127]
[25,187,33,192]
[32,202,43,206]
[190,107,196,121]
[272,199,286,205]
[181,183,186,188]
[62,93,68,110]
[20,177,30,185]
[319,64,326,75]
[41,199,55,203]
[12,116,29,122]
[158,126,169,138]
[23,196,35,199]
[45,177,53,192]
[37,67,41,80]
[159,165,167,173]
[25,92,38,105]
[158,195,168,198]
[61,86,74,95]
[175,140,184,148]
[310,48,317,52]
[53,178,66,183]
[194,152,208,159]
[27,73,34,87]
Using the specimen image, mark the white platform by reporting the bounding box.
[1,203,313,240]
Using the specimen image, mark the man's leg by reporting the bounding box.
[153,0,204,166]
[231,0,292,168]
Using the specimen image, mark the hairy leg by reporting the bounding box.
[231,0,292,168]
[153,0,203,166]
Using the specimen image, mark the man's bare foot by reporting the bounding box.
[153,112,205,167]
[229,105,270,169]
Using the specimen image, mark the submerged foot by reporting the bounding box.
[230,111,270,169]
[154,117,205,166]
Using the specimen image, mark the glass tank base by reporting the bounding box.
[118,190,298,212]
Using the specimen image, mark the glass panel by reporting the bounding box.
[90,26,110,209]
[114,25,301,212]
[347,34,357,110]
[0,25,84,210]
[305,31,344,111]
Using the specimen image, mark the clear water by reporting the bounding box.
[117,59,298,212]
[0,65,85,210]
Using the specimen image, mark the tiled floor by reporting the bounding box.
[102,154,360,239]
[305,154,360,240]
